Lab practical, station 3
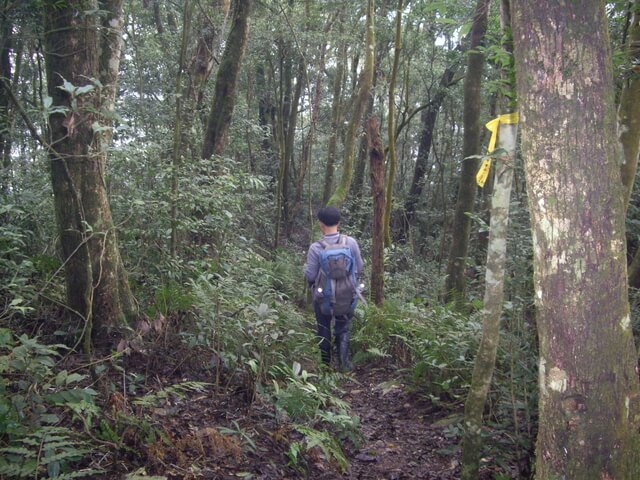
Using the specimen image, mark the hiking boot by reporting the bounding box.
[337,332,354,372]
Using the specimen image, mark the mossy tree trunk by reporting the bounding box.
[443,0,490,304]
[327,0,375,208]
[202,0,251,160]
[322,38,346,205]
[0,1,13,194]
[43,0,134,350]
[383,0,403,247]
[512,0,640,477]
[350,2,388,204]
[98,0,137,321]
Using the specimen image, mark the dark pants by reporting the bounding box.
[314,302,351,365]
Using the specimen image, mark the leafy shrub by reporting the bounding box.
[185,245,314,389]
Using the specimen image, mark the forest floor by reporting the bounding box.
[98,351,469,480]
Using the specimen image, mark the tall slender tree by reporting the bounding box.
[443,0,490,304]
[0,0,14,194]
[368,115,385,306]
[322,38,346,205]
[512,0,640,477]
[402,62,458,237]
[383,0,403,247]
[461,6,517,476]
[202,0,251,160]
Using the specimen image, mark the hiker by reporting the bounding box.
[304,207,364,370]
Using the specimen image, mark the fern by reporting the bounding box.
[293,425,349,473]
[0,426,101,478]
[132,381,210,407]
[0,332,104,478]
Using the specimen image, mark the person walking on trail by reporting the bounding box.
[304,207,364,371]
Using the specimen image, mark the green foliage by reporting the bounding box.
[0,330,103,478]
[149,281,196,317]
[188,243,314,385]
[353,303,481,403]
[132,381,210,408]
[0,427,100,479]
[289,425,349,473]
[0,204,38,321]
[269,361,361,474]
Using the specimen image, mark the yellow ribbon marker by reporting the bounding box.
[476,112,519,187]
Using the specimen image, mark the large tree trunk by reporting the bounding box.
[512,1,640,477]
[44,0,134,351]
[202,0,251,160]
[443,0,490,304]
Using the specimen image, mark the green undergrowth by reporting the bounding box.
[0,330,103,478]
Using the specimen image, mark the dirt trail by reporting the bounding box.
[330,364,461,480]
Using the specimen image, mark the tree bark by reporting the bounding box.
[443,0,490,304]
[202,0,251,160]
[368,115,385,306]
[44,0,133,350]
[512,1,640,477]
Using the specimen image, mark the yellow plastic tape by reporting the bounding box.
[476,112,519,188]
